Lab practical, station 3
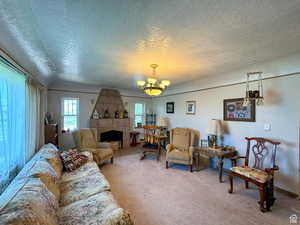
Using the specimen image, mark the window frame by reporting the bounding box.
[134,103,145,127]
[61,97,80,131]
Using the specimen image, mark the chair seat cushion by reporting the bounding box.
[231,166,271,183]
[167,149,190,162]
[142,143,159,149]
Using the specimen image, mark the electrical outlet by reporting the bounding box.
[264,123,271,131]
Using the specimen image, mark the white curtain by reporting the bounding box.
[25,79,41,159]
[0,61,26,194]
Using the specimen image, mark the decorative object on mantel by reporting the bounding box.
[166,102,174,113]
[186,101,196,114]
[208,119,223,148]
[137,64,171,96]
[104,109,110,118]
[114,110,120,119]
[124,110,129,118]
[92,110,100,119]
[224,98,256,122]
[243,72,264,106]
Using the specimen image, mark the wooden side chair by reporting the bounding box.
[140,125,163,161]
[228,137,280,212]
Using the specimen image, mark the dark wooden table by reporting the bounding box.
[193,146,237,182]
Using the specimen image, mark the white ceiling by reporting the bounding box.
[0,0,300,89]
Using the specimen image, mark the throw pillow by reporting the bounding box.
[60,149,88,172]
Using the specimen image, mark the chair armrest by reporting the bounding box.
[166,144,174,153]
[265,165,279,175]
[97,142,111,149]
[230,156,246,167]
[189,146,195,157]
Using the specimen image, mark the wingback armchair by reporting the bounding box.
[166,128,199,172]
[72,128,113,165]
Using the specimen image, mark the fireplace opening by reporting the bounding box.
[100,130,123,148]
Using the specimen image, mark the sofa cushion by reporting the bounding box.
[0,178,59,225]
[17,159,60,200]
[60,171,110,206]
[58,191,133,225]
[60,161,100,183]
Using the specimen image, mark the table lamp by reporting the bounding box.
[208,119,222,148]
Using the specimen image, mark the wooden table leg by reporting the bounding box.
[218,156,224,183]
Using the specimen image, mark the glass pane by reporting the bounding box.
[64,115,78,131]
[135,103,144,115]
[64,99,78,116]
[135,115,143,127]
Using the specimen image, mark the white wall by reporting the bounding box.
[153,58,300,194]
[47,86,153,150]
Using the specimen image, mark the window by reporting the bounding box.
[134,103,145,127]
[0,60,26,194]
[62,98,79,131]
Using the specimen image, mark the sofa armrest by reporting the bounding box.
[166,144,174,153]
[81,151,94,161]
[97,142,111,149]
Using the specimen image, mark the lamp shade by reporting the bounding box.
[157,117,169,127]
[208,119,222,135]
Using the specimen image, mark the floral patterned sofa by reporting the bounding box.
[0,144,134,225]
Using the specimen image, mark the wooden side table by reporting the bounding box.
[193,146,237,183]
[130,131,140,146]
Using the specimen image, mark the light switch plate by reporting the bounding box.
[264,123,271,131]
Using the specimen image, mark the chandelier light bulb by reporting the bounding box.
[147,77,157,84]
[137,80,146,87]
[161,80,171,86]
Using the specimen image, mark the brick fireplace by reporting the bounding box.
[90,89,130,148]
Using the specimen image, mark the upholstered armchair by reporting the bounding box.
[72,128,113,165]
[166,128,199,172]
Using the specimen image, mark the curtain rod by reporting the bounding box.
[0,47,46,88]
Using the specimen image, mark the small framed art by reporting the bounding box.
[166,102,174,113]
[186,101,196,114]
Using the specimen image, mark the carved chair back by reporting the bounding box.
[245,137,280,170]
[143,125,162,145]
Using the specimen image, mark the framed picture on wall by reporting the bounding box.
[186,101,196,114]
[223,98,255,122]
[166,102,174,113]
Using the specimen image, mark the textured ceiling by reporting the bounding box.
[0,0,300,89]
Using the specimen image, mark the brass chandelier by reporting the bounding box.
[137,64,171,96]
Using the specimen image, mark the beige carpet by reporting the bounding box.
[101,148,300,225]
